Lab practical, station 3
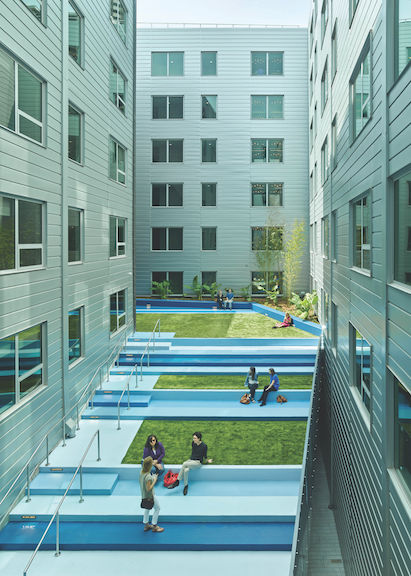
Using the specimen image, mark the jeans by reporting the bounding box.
[248,383,258,400]
[143,495,160,526]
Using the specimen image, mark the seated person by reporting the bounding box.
[224,288,234,310]
[169,432,212,495]
[272,312,293,329]
[142,435,165,477]
[216,289,224,310]
[258,368,280,406]
[244,366,259,403]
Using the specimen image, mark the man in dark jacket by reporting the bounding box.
[169,432,212,495]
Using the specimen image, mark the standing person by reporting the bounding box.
[169,432,213,495]
[244,366,259,403]
[259,368,280,406]
[224,288,234,310]
[142,435,165,477]
[139,456,165,532]
[216,289,224,310]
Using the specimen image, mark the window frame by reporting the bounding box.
[201,139,217,163]
[152,95,184,120]
[151,227,183,251]
[109,289,126,335]
[331,20,337,82]
[251,271,283,296]
[393,171,411,287]
[68,306,84,367]
[68,102,84,165]
[394,1,411,80]
[151,183,183,207]
[201,95,217,120]
[68,206,83,264]
[350,34,372,142]
[201,51,217,76]
[251,51,284,76]
[321,58,328,114]
[349,0,360,26]
[321,0,328,44]
[201,227,217,251]
[152,271,184,296]
[201,183,217,207]
[109,215,126,258]
[152,139,183,163]
[251,138,284,163]
[350,324,372,416]
[393,374,411,494]
[109,137,127,184]
[331,114,338,171]
[251,226,284,251]
[151,52,184,76]
[251,95,284,120]
[321,215,330,259]
[321,137,329,184]
[331,209,337,262]
[110,0,127,44]
[20,0,45,24]
[352,192,371,272]
[68,0,84,68]
[251,183,283,207]
[110,59,127,115]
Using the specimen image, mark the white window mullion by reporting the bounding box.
[15,334,20,403]
[14,61,19,136]
[15,200,20,268]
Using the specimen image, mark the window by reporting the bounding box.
[321,60,328,112]
[152,227,183,251]
[68,1,83,66]
[314,44,317,78]
[202,227,216,250]
[252,271,283,295]
[310,119,313,150]
[310,17,314,51]
[202,96,217,119]
[352,327,371,412]
[251,139,283,163]
[323,291,329,334]
[321,0,328,42]
[310,68,313,101]
[151,52,183,76]
[201,52,217,75]
[68,104,83,163]
[314,221,318,253]
[152,183,183,207]
[110,289,126,334]
[251,95,284,120]
[109,216,126,257]
[331,22,337,80]
[314,104,317,139]
[314,163,318,196]
[110,61,126,114]
[321,137,329,184]
[110,0,126,43]
[322,215,329,258]
[0,196,43,272]
[152,139,183,163]
[202,183,216,206]
[152,271,183,295]
[395,1,411,77]
[68,207,82,263]
[251,183,283,207]
[353,194,371,270]
[202,271,217,289]
[252,227,283,251]
[251,52,283,75]
[394,171,411,285]
[331,115,338,170]
[331,302,338,351]
[331,210,337,261]
[109,138,126,183]
[0,48,44,144]
[21,0,43,22]
[152,96,183,119]
[350,0,360,25]
[0,323,44,415]
[351,38,371,139]
[202,139,216,163]
[309,172,313,202]
[68,307,83,365]
[394,376,411,491]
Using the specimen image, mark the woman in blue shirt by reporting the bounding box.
[258,368,280,406]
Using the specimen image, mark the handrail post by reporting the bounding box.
[55,511,60,556]
[62,419,66,447]
[117,400,121,430]
[140,358,143,381]
[97,430,101,461]
[127,380,130,409]
[148,348,150,367]
[159,319,161,338]
[135,363,138,388]
[76,406,80,430]
[26,465,31,503]
[46,436,50,466]
[79,465,84,503]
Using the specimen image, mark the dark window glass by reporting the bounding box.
[169,140,183,162]
[354,330,371,412]
[394,172,411,285]
[202,271,216,288]
[152,140,166,162]
[68,105,82,163]
[152,183,166,206]
[152,228,166,250]
[0,196,15,270]
[202,183,216,206]
[251,139,267,163]
[169,184,183,206]
[109,216,117,257]
[168,271,183,294]
[202,139,216,162]
[169,96,183,119]
[252,183,266,206]
[151,52,167,75]
[202,95,217,119]
[395,377,411,491]
[68,208,81,262]
[68,1,82,65]
[152,96,167,119]
[168,227,183,250]
[202,227,216,250]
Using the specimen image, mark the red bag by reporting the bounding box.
[163,470,179,488]
[276,395,288,403]
[240,393,251,404]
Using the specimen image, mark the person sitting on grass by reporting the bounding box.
[142,434,165,477]
[169,432,213,495]
[258,368,280,406]
[140,456,165,533]
[272,312,293,329]
[244,366,259,403]
[224,288,234,310]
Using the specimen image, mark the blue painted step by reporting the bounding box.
[90,393,151,407]
[28,472,118,496]
[0,520,294,551]
[118,354,315,367]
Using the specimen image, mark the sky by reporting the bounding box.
[137,0,312,27]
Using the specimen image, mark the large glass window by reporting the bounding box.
[202,95,217,119]
[110,289,126,334]
[202,139,216,162]
[68,307,83,365]
[110,0,127,43]
[394,376,411,492]
[352,327,371,412]
[396,2,411,77]
[322,215,329,259]
[0,196,43,272]
[202,271,217,289]
[321,0,328,42]
[151,52,183,76]
[202,183,216,206]
[152,139,183,163]
[0,48,44,144]
[251,183,283,207]
[331,209,337,261]
[251,139,283,163]
[350,0,360,24]
[152,272,183,295]
[68,104,82,163]
[321,60,328,112]
[331,115,338,170]
[252,227,283,251]
[152,96,183,119]
[321,137,329,184]
[331,302,338,351]
[0,323,44,415]
[252,271,283,295]
[110,61,126,114]
[109,138,126,183]
[152,227,183,251]
[109,216,126,257]
[353,194,371,270]
[202,227,216,250]
[68,207,82,263]
[251,52,283,75]
[21,0,43,22]
[68,1,83,66]
[251,96,284,119]
[151,183,183,207]
[351,40,371,139]
[394,171,411,286]
[331,22,337,80]
[201,52,217,75]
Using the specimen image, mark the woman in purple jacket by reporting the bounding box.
[142,435,165,477]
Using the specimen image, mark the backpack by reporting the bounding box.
[277,395,288,403]
[240,393,251,404]
[163,470,179,488]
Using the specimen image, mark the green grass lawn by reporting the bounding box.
[122,420,307,466]
[155,374,312,389]
[136,313,315,338]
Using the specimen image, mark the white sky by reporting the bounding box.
[137,0,312,27]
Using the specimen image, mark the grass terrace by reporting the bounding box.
[155,374,312,389]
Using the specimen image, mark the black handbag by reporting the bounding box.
[141,497,154,510]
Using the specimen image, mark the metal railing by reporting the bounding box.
[139,319,161,381]
[117,364,138,430]
[137,22,304,29]
[23,430,102,576]
[0,320,133,523]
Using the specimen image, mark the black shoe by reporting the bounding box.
[169,479,179,489]
[260,403,266,406]
[183,485,188,496]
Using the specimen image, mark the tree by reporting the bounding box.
[283,219,306,300]
[253,208,284,296]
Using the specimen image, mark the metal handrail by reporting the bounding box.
[117,364,138,430]
[139,319,160,381]
[137,22,304,29]
[0,319,133,519]
[23,430,101,576]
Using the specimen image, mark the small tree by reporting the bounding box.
[185,275,203,299]
[283,219,306,301]
[152,280,170,299]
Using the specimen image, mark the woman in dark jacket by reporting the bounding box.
[142,435,165,477]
